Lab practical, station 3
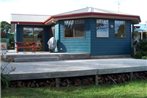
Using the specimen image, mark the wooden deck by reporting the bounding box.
[5,58,147,81]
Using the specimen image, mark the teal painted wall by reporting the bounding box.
[56,19,132,55]
[54,23,60,52]
[57,20,91,53]
[91,19,132,56]
[16,18,132,55]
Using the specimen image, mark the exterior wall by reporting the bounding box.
[57,20,91,53]
[16,25,51,51]
[16,25,23,43]
[54,23,60,52]
[56,19,132,55]
[91,19,132,56]
[44,26,51,51]
[15,18,132,55]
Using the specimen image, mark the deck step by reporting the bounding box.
[6,53,90,62]
[14,56,59,62]
[14,56,60,62]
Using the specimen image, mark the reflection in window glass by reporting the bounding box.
[23,27,33,42]
[23,27,44,51]
[34,28,43,42]
[96,19,109,37]
[64,19,85,38]
[115,21,125,38]
[23,27,43,42]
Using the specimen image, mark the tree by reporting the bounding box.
[1,21,14,49]
[1,21,11,33]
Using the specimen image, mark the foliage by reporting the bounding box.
[134,51,142,58]
[8,33,14,49]
[142,56,147,59]
[134,40,147,58]
[136,40,147,51]
[1,73,10,89]
[1,50,15,88]
[2,80,147,98]
[0,21,14,49]
[1,21,11,33]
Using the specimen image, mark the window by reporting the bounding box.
[23,27,44,42]
[64,19,85,38]
[23,27,44,51]
[96,19,109,37]
[115,20,125,38]
[23,27,33,42]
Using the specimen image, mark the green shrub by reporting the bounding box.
[134,51,142,58]
[1,74,10,88]
[142,56,147,59]
[1,50,15,89]
[134,40,147,58]
[136,40,147,51]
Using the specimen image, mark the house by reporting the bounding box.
[134,24,147,41]
[11,7,140,56]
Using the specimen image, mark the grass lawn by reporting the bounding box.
[2,80,147,98]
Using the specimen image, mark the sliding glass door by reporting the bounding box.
[23,27,44,51]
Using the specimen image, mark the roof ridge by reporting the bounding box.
[56,7,128,16]
[55,7,88,15]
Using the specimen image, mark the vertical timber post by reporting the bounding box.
[130,72,133,80]
[55,78,60,87]
[95,75,99,85]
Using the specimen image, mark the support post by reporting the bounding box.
[55,78,60,87]
[130,72,134,81]
[95,75,99,85]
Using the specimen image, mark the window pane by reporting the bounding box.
[34,28,44,51]
[23,27,33,42]
[64,19,85,38]
[115,21,125,38]
[34,28,44,42]
[96,19,109,37]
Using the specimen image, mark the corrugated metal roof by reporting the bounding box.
[57,7,129,15]
[11,7,140,25]
[11,14,50,22]
[43,7,140,24]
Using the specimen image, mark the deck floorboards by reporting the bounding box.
[4,58,147,80]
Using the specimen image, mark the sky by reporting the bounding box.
[0,0,147,24]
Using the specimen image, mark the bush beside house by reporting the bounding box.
[134,40,147,59]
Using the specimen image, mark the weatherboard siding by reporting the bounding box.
[58,20,91,53]
[54,23,60,52]
[57,19,132,55]
[91,20,132,56]
[16,19,132,55]
[16,25,23,43]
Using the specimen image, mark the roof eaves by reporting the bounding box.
[44,12,141,24]
[11,21,44,25]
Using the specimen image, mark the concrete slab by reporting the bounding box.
[4,58,147,80]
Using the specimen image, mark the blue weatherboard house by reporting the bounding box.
[11,7,140,56]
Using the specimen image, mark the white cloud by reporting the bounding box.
[0,0,146,23]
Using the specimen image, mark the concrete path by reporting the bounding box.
[4,58,147,80]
